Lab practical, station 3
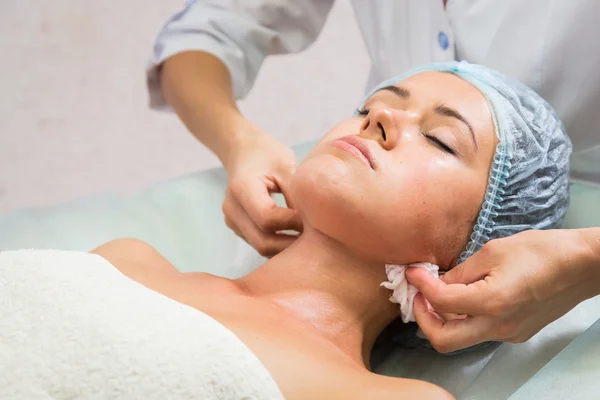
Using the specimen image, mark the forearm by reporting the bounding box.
[160,51,246,167]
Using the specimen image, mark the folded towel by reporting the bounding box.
[0,249,283,399]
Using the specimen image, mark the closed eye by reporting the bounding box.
[423,133,456,155]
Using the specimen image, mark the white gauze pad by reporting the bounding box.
[380,263,439,323]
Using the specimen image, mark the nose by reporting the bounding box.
[359,107,418,151]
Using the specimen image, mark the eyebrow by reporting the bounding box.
[377,85,411,99]
[434,104,478,149]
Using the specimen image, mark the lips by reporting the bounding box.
[332,136,377,170]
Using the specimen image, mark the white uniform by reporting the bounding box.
[147,0,600,184]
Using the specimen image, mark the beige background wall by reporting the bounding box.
[0,0,369,214]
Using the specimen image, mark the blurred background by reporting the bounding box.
[0,0,369,215]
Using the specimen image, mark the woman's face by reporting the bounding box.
[292,71,497,268]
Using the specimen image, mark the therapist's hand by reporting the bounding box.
[222,125,303,257]
[160,52,302,256]
[406,229,600,353]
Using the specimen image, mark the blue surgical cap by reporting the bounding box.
[357,61,572,263]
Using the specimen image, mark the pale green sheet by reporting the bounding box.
[510,317,600,400]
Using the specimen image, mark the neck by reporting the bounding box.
[236,228,400,367]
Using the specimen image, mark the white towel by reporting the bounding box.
[381,263,439,323]
[0,249,284,400]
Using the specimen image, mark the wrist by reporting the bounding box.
[207,109,249,169]
[220,118,270,172]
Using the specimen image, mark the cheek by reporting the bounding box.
[376,157,488,263]
[412,160,488,257]
[367,161,445,260]
[406,158,485,217]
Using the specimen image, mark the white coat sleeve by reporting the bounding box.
[147,0,335,109]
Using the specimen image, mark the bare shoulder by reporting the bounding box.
[91,238,230,286]
[359,373,455,400]
[90,238,186,294]
[89,238,235,308]
[91,238,180,275]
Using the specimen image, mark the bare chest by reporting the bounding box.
[161,275,370,399]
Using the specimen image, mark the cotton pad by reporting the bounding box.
[381,263,439,323]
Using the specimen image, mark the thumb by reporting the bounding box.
[443,253,490,285]
[405,267,442,293]
[271,161,304,233]
[275,167,299,211]
[262,175,303,234]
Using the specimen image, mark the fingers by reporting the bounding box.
[413,293,492,353]
[223,192,297,257]
[405,268,490,315]
[233,178,303,233]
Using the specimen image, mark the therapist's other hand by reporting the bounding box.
[222,125,303,257]
[406,229,599,353]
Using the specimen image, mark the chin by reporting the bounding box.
[292,155,351,218]
[291,156,392,262]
